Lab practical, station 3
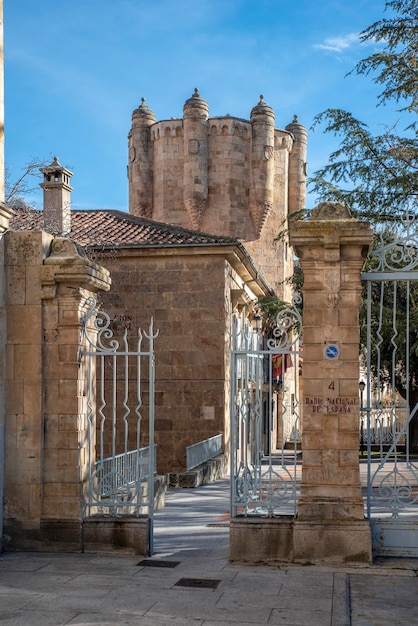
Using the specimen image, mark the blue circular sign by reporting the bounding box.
[325,344,340,360]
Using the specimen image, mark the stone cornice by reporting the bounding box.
[0,201,14,233]
[42,237,111,296]
[289,202,373,261]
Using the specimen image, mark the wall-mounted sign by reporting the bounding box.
[304,395,359,414]
[324,343,340,360]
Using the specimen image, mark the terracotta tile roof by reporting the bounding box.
[10,207,240,249]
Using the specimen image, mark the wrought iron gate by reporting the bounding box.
[81,297,158,551]
[361,212,418,556]
[230,300,302,518]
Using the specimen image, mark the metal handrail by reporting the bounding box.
[186,434,222,471]
[96,445,157,497]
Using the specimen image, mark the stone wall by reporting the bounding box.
[0,203,15,543]
[95,246,266,476]
[4,231,53,538]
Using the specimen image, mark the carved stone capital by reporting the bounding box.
[311,201,353,220]
[42,236,111,296]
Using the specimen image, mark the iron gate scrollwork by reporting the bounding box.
[361,208,418,556]
[80,297,158,533]
[231,297,302,518]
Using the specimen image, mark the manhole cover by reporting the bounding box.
[137,559,180,568]
[174,577,220,589]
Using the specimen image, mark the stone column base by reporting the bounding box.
[2,518,82,552]
[229,517,372,565]
[82,515,150,555]
[230,517,294,563]
[3,516,150,556]
[293,519,372,565]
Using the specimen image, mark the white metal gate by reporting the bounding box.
[81,296,158,551]
[230,301,302,518]
[361,212,418,556]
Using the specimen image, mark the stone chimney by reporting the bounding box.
[40,157,73,235]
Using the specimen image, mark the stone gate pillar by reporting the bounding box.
[40,238,111,548]
[3,233,111,551]
[290,202,373,564]
[0,203,15,547]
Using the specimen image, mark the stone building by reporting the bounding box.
[128,90,307,298]
[10,163,273,479]
[4,91,307,550]
[10,93,307,478]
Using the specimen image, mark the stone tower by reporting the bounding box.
[127,91,308,296]
[40,157,73,236]
[128,98,156,219]
[248,95,275,236]
[285,115,308,217]
[182,88,209,230]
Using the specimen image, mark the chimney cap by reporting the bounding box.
[40,156,73,177]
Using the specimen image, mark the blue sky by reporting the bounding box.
[5,0,399,213]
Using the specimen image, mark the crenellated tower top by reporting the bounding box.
[127,91,308,296]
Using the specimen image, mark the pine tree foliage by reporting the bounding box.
[354,0,418,113]
[310,0,418,222]
[307,1,418,451]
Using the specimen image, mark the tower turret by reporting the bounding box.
[40,156,73,235]
[128,98,156,218]
[285,115,308,216]
[182,88,209,229]
[249,96,275,237]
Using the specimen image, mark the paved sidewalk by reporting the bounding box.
[0,479,417,625]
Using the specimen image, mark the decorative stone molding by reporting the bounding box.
[47,236,87,260]
[184,194,207,231]
[42,236,111,296]
[311,201,354,221]
[0,201,14,234]
[249,200,273,237]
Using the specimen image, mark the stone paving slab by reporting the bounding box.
[68,616,204,626]
[350,573,418,625]
[1,479,418,625]
[0,609,79,626]
[2,549,416,626]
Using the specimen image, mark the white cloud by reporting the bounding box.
[314,33,359,53]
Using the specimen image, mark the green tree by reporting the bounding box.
[309,0,418,451]
[310,0,418,222]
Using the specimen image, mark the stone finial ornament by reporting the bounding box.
[183,88,209,118]
[48,237,87,260]
[311,201,354,220]
[132,97,156,123]
[250,95,274,120]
